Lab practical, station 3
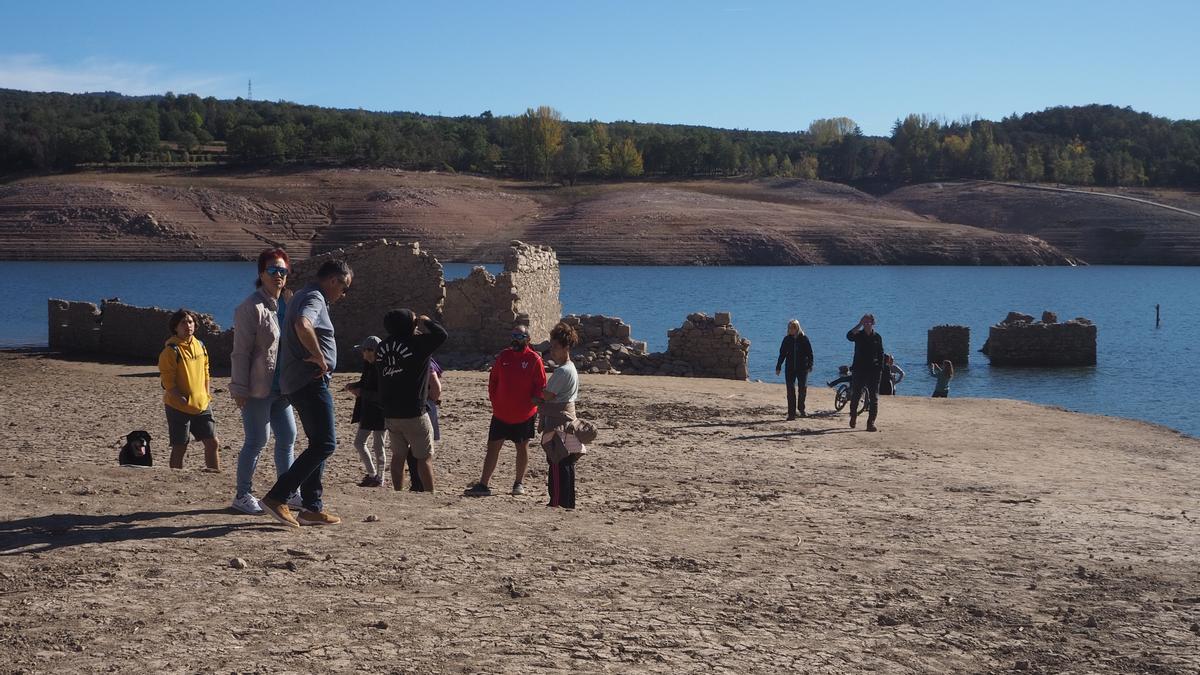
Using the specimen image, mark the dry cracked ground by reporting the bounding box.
[0,352,1198,673]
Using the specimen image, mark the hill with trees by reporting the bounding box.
[2,89,1198,189]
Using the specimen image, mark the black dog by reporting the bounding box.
[119,430,153,467]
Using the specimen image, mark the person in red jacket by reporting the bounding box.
[464,324,546,497]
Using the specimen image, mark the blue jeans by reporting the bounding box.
[236,393,296,497]
[267,378,337,512]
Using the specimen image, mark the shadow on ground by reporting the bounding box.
[0,508,279,555]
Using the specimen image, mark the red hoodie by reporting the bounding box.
[488,346,547,424]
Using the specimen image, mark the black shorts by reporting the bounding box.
[488,415,536,443]
[165,405,216,446]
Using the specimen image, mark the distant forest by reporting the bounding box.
[2,88,1198,187]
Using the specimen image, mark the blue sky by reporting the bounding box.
[1,0,1197,136]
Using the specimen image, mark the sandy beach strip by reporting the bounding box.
[0,351,1197,673]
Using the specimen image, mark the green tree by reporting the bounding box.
[890,114,941,182]
[610,138,644,178]
[779,155,794,177]
[516,105,564,180]
[1019,147,1045,182]
[807,117,858,147]
[796,155,818,179]
[555,134,588,185]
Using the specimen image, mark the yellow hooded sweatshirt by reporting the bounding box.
[159,335,211,415]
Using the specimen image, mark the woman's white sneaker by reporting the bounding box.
[231,493,264,515]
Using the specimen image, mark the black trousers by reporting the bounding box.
[547,453,579,509]
[849,370,880,425]
[785,369,808,417]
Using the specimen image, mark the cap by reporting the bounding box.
[355,335,382,351]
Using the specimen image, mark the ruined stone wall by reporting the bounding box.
[664,312,750,380]
[550,314,648,374]
[443,267,518,355]
[288,239,445,367]
[505,241,561,346]
[48,299,233,365]
[443,241,561,357]
[984,311,1096,366]
[927,325,970,366]
[47,239,562,372]
[48,300,101,353]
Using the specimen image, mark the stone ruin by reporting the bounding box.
[927,324,970,366]
[665,312,750,380]
[443,242,561,360]
[47,241,752,380]
[982,310,1096,366]
[545,314,648,375]
[538,312,750,380]
[47,239,560,370]
[48,299,232,365]
[287,239,446,368]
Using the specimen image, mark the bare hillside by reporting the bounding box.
[0,170,1074,265]
[885,181,1200,265]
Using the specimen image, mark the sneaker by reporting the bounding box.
[511,482,525,496]
[849,414,857,429]
[369,475,383,487]
[286,492,304,510]
[297,510,342,526]
[231,492,264,515]
[786,414,797,421]
[463,483,492,497]
[261,497,300,529]
[358,474,377,487]
[866,424,878,432]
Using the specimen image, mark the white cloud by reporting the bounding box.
[0,54,237,97]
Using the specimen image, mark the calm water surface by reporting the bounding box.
[2,262,1196,437]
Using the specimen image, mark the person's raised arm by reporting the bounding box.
[417,315,448,353]
[893,365,905,384]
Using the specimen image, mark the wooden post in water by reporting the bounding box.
[1155,304,1160,328]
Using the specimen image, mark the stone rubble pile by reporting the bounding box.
[542,314,649,374]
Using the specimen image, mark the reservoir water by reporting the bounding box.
[2,262,1196,437]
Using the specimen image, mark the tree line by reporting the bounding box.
[1,88,1197,188]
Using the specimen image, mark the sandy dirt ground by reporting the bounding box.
[1,351,1198,673]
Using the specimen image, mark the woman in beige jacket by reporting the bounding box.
[229,248,298,515]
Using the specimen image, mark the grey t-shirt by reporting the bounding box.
[279,283,336,394]
[544,361,579,403]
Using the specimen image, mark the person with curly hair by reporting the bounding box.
[537,322,586,509]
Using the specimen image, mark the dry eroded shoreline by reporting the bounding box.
[0,352,1197,673]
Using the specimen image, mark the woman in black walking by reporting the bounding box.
[776,319,814,420]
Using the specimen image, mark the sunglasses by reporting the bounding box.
[510,332,530,340]
[265,266,289,277]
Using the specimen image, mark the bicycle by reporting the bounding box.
[834,382,853,412]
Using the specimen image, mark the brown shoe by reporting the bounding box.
[261,497,300,528]
[297,510,342,526]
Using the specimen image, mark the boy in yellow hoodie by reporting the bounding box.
[158,309,221,470]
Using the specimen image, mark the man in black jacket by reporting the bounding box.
[775,319,814,420]
[377,309,448,492]
[846,313,884,432]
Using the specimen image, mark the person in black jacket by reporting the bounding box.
[346,336,386,487]
[846,314,885,431]
[377,309,448,492]
[775,319,814,420]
